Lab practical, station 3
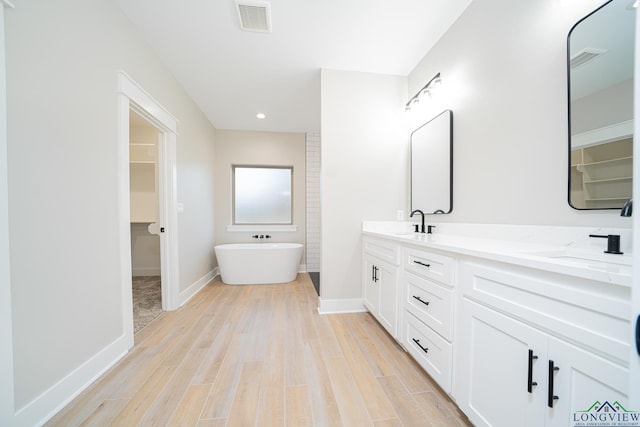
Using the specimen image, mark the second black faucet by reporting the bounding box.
[410,209,425,233]
[410,210,436,234]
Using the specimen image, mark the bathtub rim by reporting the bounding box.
[214,242,304,250]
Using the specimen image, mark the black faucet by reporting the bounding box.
[410,209,425,233]
[589,234,623,255]
[621,198,632,217]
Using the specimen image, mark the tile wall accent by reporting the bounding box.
[305,132,321,272]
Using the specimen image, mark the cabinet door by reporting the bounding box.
[546,338,630,427]
[363,255,380,314]
[377,259,398,337]
[455,299,547,427]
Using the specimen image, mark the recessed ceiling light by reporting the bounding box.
[256,113,266,119]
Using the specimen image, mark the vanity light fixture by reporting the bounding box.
[405,73,441,111]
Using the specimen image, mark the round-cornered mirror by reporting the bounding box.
[411,110,453,215]
[568,0,634,210]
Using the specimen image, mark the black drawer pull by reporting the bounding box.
[548,360,559,408]
[635,314,640,356]
[412,338,429,354]
[412,295,430,306]
[527,349,538,393]
[413,260,431,268]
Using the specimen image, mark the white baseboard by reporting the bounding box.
[132,267,161,277]
[178,268,218,307]
[17,334,130,427]
[298,264,307,273]
[317,298,367,314]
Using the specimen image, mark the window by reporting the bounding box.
[232,165,293,224]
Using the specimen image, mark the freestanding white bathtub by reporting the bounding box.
[214,243,303,285]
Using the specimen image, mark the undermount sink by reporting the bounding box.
[523,249,632,267]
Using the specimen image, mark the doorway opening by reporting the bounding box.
[117,71,179,347]
[129,111,162,332]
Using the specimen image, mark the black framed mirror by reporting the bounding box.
[568,0,634,210]
[411,110,453,215]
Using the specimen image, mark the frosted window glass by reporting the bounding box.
[233,166,292,224]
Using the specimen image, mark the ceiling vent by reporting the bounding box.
[570,48,607,69]
[235,0,272,33]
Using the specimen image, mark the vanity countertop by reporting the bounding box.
[363,222,632,287]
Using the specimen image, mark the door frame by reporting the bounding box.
[117,71,179,345]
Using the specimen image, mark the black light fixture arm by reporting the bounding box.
[405,72,441,109]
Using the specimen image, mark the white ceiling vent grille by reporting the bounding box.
[570,48,607,69]
[235,0,272,33]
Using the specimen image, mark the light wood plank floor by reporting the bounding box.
[46,274,472,427]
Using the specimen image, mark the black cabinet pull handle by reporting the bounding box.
[373,266,379,283]
[527,350,538,393]
[412,295,430,306]
[548,360,559,408]
[371,265,375,282]
[413,260,431,268]
[412,338,429,354]
[635,315,640,356]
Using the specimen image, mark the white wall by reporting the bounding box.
[0,3,15,425]
[4,0,216,423]
[408,0,628,227]
[571,78,633,134]
[174,108,216,293]
[320,69,408,306]
[214,130,306,259]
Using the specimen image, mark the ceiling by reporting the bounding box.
[115,0,472,133]
[569,0,635,100]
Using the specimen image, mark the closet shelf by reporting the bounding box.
[570,136,632,209]
[584,196,630,202]
[579,156,632,168]
[583,176,632,185]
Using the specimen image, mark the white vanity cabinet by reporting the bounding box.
[400,245,456,393]
[454,261,631,427]
[361,223,632,427]
[362,236,400,338]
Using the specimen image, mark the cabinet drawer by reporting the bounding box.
[404,246,454,286]
[403,311,452,393]
[460,261,631,364]
[363,236,400,266]
[404,271,454,341]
